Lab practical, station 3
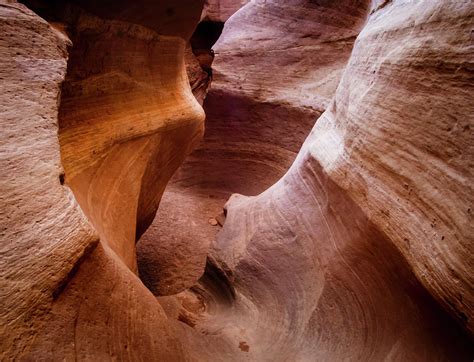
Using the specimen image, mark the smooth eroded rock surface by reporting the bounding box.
[139,0,370,298]
[1,0,205,359]
[0,3,98,357]
[1,0,473,360]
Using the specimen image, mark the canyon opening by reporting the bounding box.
[1,0,473,361]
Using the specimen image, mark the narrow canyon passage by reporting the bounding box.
[137,0,369,299]
[1,0,473,361]
[134,1,474,359]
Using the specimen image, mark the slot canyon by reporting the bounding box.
[0,0,473,360]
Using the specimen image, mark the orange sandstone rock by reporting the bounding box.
[1,0,473,360]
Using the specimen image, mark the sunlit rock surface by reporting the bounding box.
[1,0,473,360]
[1,0,204,359]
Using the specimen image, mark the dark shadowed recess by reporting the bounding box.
[190,20,225,76]
[21,0,204,39]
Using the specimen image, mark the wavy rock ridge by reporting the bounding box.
[138,0,371,299]
[1,0,473,360]
[1,0,204,359]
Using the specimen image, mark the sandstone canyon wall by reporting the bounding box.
[1,3,98,357]
[138,0,371,298]
[1,0,473,361]
[1,0,205,359]
[146,0,473,360]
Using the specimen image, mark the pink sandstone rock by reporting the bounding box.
[0,0,473,360]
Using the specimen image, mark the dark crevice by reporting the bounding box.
[52,238,99,300]
[191,256,236,306]
[191,20,224,51]
[190,20,224,76]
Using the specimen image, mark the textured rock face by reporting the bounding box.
[189,0,473,359]
[204,0,371,185]
[1,0,473,361]
[138,0,370,298]
[201,0,249,22]
[1,0,204,359]
[308,0,474,334]
[0,3,97,356]
[58,4,205,271]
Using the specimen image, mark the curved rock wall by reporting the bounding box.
[201,0,249,22]
[311,1,474,331]
[1,0,205,359]
[138,0,370,297]
[57,4,205,270]
[191,0,473,359]
[0,3,98,357]
[1,0,473,360]
[200,0,371,190]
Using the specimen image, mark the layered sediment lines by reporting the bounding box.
[1,0,473,360]
[182,0,473,359]
[201,0,249,22]
[200,0,371,189]
[0,3,98,357]
[310,0,474,334]
[58,4,205,270]
[1,0,205,359]
[139,0,370,297]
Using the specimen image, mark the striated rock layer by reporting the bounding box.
[0,3,98,357]
[201,0,249,22]
[1,0,473,360]
[198,0,371,192]
[138,0,370,297]
[1,0,205,359]
[307,0,474,335]
[177,0,473,360]
[58,4,205,270]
